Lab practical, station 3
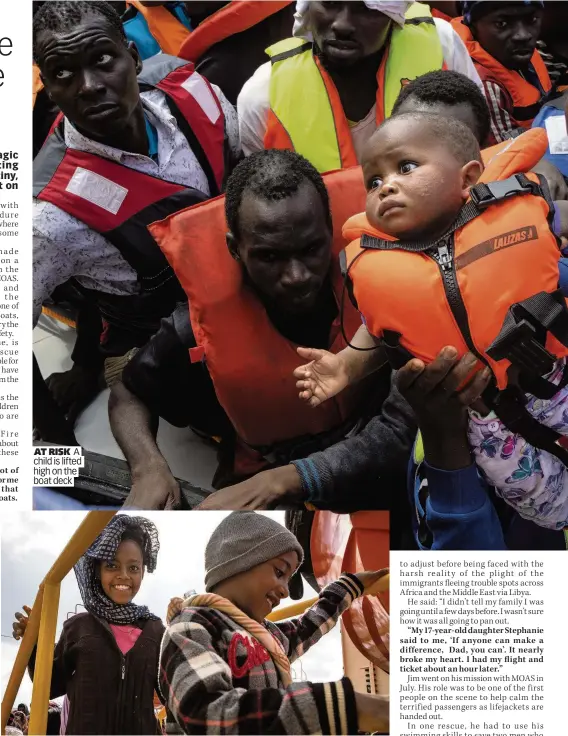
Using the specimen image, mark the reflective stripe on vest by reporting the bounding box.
[451,17,552,127]
[179,0,292,62]
[125,0,191,57]
[343,129,567,391]
[265,2,443,173]
[149,165,377,448]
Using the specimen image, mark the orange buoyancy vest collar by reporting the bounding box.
[451,17,552,126]
[178,1,292,62]
[126,0,191,56]
[343,128,568,391]
[149,166,374,449]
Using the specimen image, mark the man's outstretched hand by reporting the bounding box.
[195,465,304,509]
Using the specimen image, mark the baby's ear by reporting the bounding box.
[460,160,484,198]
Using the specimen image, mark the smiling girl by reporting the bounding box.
[12,515,164,735]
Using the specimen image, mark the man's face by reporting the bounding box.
[222,551,300,623]
[36,16,142,140]
[307,1,392,68]
[472,4,542,69]
[363,118,472,240]
[235,181,332,315]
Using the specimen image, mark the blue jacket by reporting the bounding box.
[532,94,568,179]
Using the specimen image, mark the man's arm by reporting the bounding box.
[108,381,180,509]
[196,374,417,511]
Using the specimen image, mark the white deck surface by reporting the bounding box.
[34,315,217,490]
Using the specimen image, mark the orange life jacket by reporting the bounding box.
[343,128,568,392]
[178,1,292,62]
[149,166,374,454]
[125,0,191,57]
[452,17,552,127]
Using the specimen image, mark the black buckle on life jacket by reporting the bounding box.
[469,174,539,210]
[487,318,556,376]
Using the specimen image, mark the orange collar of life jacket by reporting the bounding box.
[126,0,191,57]
[451,17,551,124]
[178,1,292,62]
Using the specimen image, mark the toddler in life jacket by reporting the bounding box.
[159,511,388,735]
[295,111,568,531]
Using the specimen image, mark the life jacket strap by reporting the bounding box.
[487,290,568,379]
[469,173,541,211]
[489,385,568,467]
[379,330,416,370]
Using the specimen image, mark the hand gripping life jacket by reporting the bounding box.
[149,166,376,459]
[264,2,444,173]
[124,1,191,58]
[344,128,568,463]
[178,1,292,63]
[33,55,226,342]
[451,17,552,128]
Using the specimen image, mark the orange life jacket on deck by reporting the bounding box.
[178,1,292,62]
[149,166,374,456]
[125,0,191,57]
[452,17,552,128]
[343,128,568,393]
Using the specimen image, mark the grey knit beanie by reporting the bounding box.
[205,512,305,591]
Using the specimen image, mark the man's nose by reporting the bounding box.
[331,3,357,37]
[77,68,105,97]
[282,259,311,288]
[511,22,533,42]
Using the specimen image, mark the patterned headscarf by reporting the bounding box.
[462,1,544,26]
[293,0,413,38]
[74,515,160,624]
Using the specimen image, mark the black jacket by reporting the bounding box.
[29,612,165,735]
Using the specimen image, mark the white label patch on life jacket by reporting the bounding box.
[65,167,128,214]
[181,74,221,125]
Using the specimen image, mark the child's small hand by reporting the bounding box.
[356,569,389,596]
[166,597,184,625]
[12,605,32,640]
[293,347,350,408]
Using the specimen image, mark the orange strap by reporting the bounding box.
[126,0,190,57]
[178,1,292,62]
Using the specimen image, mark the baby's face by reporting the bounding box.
[362,119,470,241]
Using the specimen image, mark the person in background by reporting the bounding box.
[160,512,389,734]
[122,1,193,59]
[12,515,164,735]
[538,1,568,94]
[32,0,239,444]
[238,0,481,172]
[451,1,551,144]
[533,90,568,183]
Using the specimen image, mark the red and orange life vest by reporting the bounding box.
[452,16,552,128]
[178,1,292,62]
[149,166,374,454]
[343,128,568,391]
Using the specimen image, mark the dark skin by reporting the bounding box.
[36,16,147,155]
[396,349,491,471]
[307,1,393,121]
[227,182,332,317]
[471,4,543,70]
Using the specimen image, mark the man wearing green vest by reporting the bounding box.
[238,0,483,173]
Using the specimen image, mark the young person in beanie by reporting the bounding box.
[160,512,388,734]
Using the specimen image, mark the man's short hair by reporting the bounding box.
[33,1,126,64]
[392,70,491,145]
[225,149,332,239]
[376,111,482,165]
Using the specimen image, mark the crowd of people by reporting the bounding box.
[11,513,389,735]
[32,1,568,550]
